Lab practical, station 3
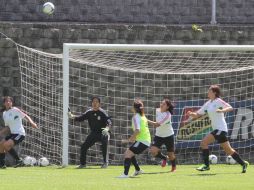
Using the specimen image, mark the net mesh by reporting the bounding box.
[17,44,254,165]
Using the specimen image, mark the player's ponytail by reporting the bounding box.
[164,98,174,115]
[133,99,145,116]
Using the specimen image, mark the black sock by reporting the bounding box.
[202,149,209,167]
[0,153,5,166]
[231,152,245,166]
[9,148,20,161]
[156,152,167,160]
[131,156,140,171]
[170,159,176,167]
[124,158,131,175]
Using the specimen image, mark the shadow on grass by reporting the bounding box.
[189,173,217,176]
[143,171,170,175]
[188,172,241,176]
[56,166,103,170]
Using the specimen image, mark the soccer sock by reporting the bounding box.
[101,138,108,163]
[131,156,140,171]
[231,152,245,165]
[9,148,20,161]
[124,158,131,175]
[156,152,167,160]
[202,149,209,166]
[0,153,6,166]
[170,159,176,167]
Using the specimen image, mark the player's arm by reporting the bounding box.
[186,111,202,119]
[129,129,140,143]
[216,99,233,113]
[147,119,160,128]
[129,115,141,142]
[69,108,89,122]
[102,113,112,136]
[16,108,38,129]
[24,114,38,129]
[187,101,209,120]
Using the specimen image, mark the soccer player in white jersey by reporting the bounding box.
[0,96,38,168]
[187,85,249,173]
[148,98,176,172]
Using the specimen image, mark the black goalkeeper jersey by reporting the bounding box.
[74,108,112,134]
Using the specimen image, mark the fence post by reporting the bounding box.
[211,0,217,24]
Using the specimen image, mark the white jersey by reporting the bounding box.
[3,107,26,136]
[197,98,232,132]
[155,109,174,137]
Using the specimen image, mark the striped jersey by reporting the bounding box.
[3,107,26,136]
[197,98,232,132]
[155,108,174,137]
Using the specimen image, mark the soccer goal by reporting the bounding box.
[17,44,254,166]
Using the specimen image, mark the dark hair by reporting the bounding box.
[1,96,14,112]
[91,96,101,103]
[163,98,174,115]
[133,99,144,116]
[209,85,221,98]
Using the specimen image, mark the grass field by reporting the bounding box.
[0,164,253,190]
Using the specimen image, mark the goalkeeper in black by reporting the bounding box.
[69,97,112,168]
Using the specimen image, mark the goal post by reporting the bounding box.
[18,43,254,166]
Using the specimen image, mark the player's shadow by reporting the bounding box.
[189,173,217,176]
[189,172,241,176]
[143,171,170,175]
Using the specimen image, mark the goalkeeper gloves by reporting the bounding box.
[68,111,75,119]
[102,127,110,136]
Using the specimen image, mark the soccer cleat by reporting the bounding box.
[132,169,144,176]
[13,159,24,168]
[242,161,249,173]
[161,159,167,167]
[196,164,210,171]
[117,174,129,178]
[76,164,86,169]
[101,162,108,168]
[171,166,176,172]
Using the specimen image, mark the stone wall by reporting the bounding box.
[0,0,254,24]
[1,21,254,104]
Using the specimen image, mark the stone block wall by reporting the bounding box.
[1,22,254,105]
[0,0,254,24]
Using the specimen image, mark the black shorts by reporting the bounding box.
[211,130,228,143]
[151,135,175,152]
[5,134,25,145]
[129,141,149,154]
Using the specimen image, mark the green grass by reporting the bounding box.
[0,164,253,190]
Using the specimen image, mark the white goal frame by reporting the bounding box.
[62,44,254,166]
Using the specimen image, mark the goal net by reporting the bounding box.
[17,44,254,166]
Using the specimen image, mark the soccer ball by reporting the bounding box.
[30,157,37,166]
[23,156,32,166]
[226,155,236,165]
[209,154,218,164]
[38,157,49,166]
[23,156,37,166]
[42,2,55,15]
